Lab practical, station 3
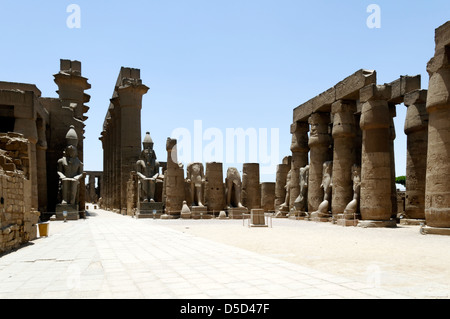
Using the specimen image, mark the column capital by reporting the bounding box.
[290,121,309,153]
[116,82,149,108]
[308,112,331,147]
[404,90,429,135]
[332,100,357,139]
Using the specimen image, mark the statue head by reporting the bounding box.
[65,125,78,147]
[352,164,361,180]
[323,161,333,175]
[143,132,154,150]
[65,145,78,159]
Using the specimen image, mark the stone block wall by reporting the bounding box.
[0,133,40,255]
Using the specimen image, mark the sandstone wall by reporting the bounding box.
[0,133,39,255]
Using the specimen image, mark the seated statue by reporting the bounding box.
[57,126,84,206]
[225,167,245,208]
[186,162,205,207]
[136,132,161,202]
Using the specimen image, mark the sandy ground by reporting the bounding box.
[157,217,450,298]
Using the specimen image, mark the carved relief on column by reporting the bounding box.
[424,22,450,230]
[288,122,309,213]
[404,90,428,221]
[359,84,396,227]
[242,163,261,210]
[331,100,357,218]
[308,113,332,213]
[164,138,185,218]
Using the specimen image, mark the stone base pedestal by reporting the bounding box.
[250,209,268,227]
[288,210,308,220]
[191,206,211,219]
[400,218,425,226]
[216,211,229,219]
[137,202,164,219]
[55,204,79,221]
[310,211,331,223]
[335,213,360,227]
[336,219,359,227]
[358,219,397,228]
[227,207,248,219]
[161,213,179,219]
[421,226,450,236]
[181,211,192,219]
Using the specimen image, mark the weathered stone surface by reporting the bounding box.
[293,70,377,123]
[331,100,357,216]
[404,90,428,220]
[250,209,267,227]
[274,162,290,214]
[164,138,185,217]
[204,162,225,212]
[388,75,422,104]
[241,163,261,210]
[425,21,450,229]
[308,113,332,213]
[261,182,275,213]
[359,87,393,222]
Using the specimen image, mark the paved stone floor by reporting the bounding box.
[0,209,425,299]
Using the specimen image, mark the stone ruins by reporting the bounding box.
[1,21,450,255]
[0,59,90,254]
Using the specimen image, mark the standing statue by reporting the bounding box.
[294,165,310,212]
[344,164,361,218]
[279,169,293,213]
[186,162,205,207]
[313,161,333,216]
[225,167,245,208]
[136,132,160,202]
[57,126,84,206]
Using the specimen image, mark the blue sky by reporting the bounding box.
[1,1,449,182]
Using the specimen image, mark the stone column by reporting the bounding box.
[261,182,275,212]
[88,174,96,203]
[242,163,261,210]
[308,113,332,213]
[331,100,357,218]
[54,60,91,121]
[359,84,396,227]
[115,81,149,215]
[204,162,225,213]
[289,122,309,210]
[164,138,185,218]
[403,90,428,222]
[388,104,398,218]
[424,21,450,232]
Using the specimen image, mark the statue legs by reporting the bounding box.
[141,178,156,202]
[226,180,243,208]
[61,178,80,205]
[190,183,204,207]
